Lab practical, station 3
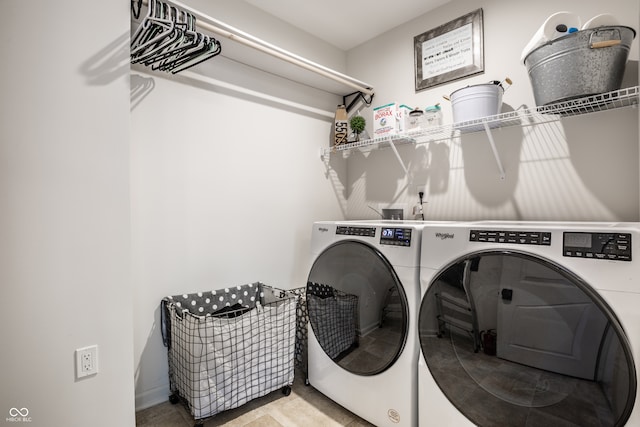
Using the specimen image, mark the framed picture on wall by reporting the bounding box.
[414,9,484,91]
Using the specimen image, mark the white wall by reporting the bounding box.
[130,1,348,409]
[0,1,134,427]
[347,0,640,221]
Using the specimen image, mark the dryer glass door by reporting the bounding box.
[419,252,636,427]
[307,240,409,376]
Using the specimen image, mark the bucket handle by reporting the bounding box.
[590,27,622,49]
[591,39,622,48]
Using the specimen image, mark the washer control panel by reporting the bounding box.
[470,230,552,246]
[380,227,412,246]
[336,226,376,237]
[563,232,632,261]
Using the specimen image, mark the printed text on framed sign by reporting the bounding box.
[414,9,484,91]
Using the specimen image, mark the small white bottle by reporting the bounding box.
[408,107,424,132]
[424,104,442,127]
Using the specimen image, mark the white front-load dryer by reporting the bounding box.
[419,221,639,427]
[307,220,425,427]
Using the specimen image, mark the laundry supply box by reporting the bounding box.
[373,102,412,137]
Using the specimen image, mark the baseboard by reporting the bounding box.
[135,383,170,411]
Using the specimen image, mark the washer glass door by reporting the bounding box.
[307,240,409,375]
[419,251,636,426]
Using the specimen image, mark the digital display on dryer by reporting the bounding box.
[380,228,412,246]
[564,232,592,248]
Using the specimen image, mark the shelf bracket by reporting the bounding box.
[482,121,505,180]
[387,139,409,175]
[343,90,375,113]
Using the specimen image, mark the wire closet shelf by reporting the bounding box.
[323,86,640,158]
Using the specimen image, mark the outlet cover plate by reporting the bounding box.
[76,345,98,379]
[378,203,407,220]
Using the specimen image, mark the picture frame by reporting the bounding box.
[414,9,484,91]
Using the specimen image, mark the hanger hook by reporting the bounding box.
[131,0,143,19]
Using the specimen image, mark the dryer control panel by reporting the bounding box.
[563,232,632,261]
[380,227,412,246]
[336,226,376,237]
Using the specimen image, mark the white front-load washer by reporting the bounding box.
[306,220,425,427]
[418,221,639,427]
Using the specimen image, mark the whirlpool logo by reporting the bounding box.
[435,232,455,240]
[6,407,31,423]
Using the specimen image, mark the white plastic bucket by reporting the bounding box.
[450,83,503,124]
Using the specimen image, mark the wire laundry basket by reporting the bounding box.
[161,282,298,425]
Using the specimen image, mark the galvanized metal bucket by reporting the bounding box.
[524,26,636,106]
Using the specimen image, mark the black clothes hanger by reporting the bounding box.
[130,0,222,74]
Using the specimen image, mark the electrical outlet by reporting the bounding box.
[378,203,407,220]
[76,345,98,379]
[382,208,404,220]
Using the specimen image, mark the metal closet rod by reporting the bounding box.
[139,0,375,96]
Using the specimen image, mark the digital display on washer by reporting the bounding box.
[380,227,412,246]
[563,232,632,261]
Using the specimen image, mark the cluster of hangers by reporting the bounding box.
[131,0,222,74]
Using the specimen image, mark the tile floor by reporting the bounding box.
[135,369,375,427]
